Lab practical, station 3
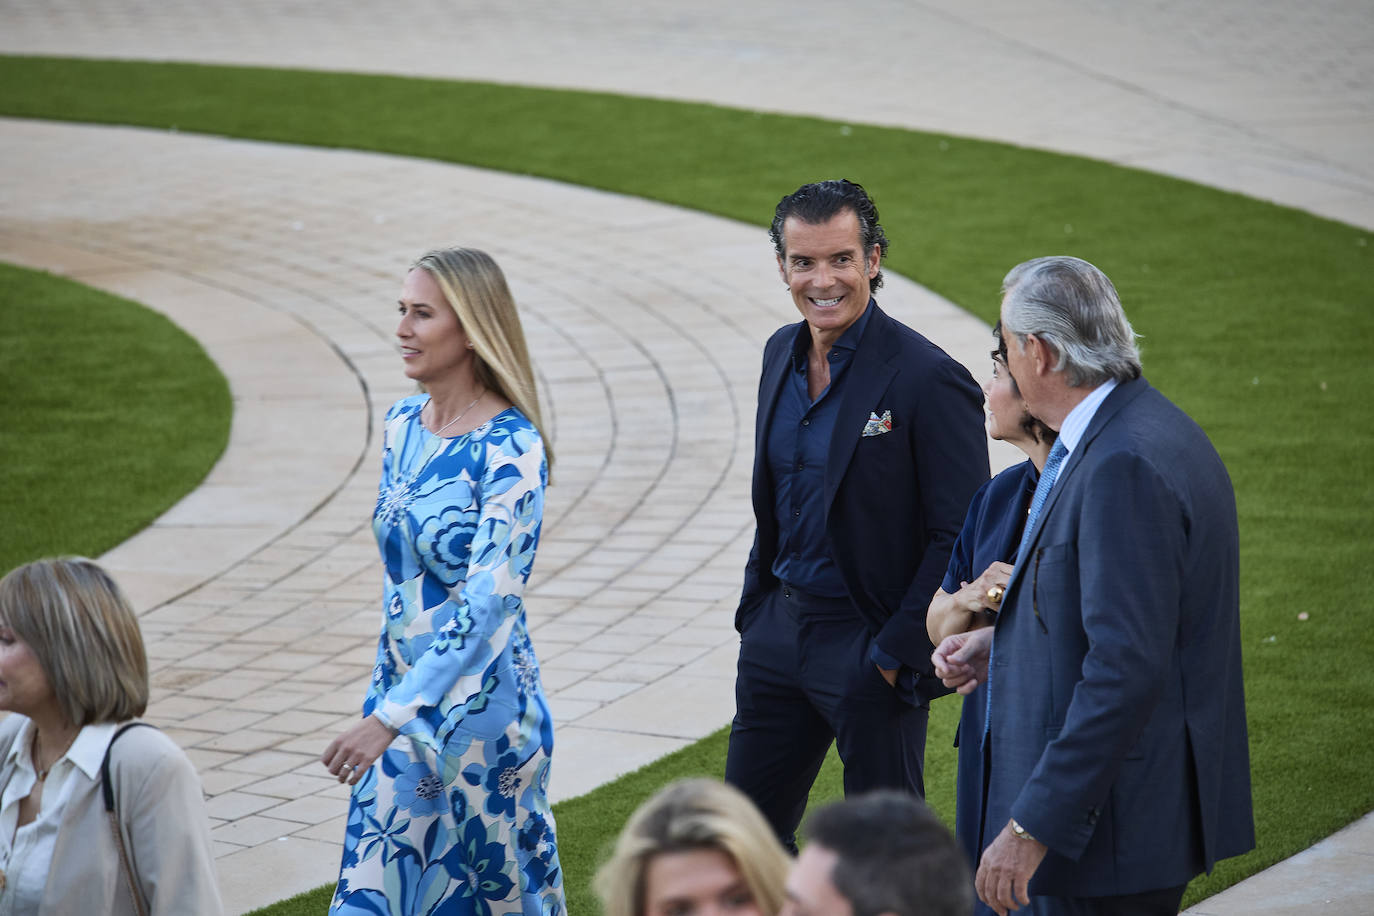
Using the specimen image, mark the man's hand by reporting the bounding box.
[931,627,993,694]
[876,664,899,688]
[976,820,1049,915]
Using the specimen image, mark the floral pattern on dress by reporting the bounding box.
[332,397,563,916]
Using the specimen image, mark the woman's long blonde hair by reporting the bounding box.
[594,778,791,916]
[413,247,552,469]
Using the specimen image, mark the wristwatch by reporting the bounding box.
[1010,818,1036,842]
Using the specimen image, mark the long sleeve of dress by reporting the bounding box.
[374,426,545,734]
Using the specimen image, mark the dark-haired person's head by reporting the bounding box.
[769,180,889,291]
[992,320,1058,446]
[770,180,889,345]
[780,791,972,916]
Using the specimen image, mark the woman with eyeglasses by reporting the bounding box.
[926,324,1058,873]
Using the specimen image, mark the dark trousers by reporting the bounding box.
[725,583,928,850]
[974,884,1188,916]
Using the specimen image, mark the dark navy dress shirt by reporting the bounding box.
[766,302,873,597]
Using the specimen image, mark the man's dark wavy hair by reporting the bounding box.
[804,790,973,916]
[769,179,890,291]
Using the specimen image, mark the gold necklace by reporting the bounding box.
[375,390,487,528]
[429,389,485,437]
[32,729,73,781]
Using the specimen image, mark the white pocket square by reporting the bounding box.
[862,410,893,437]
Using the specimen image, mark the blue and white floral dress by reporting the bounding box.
[331,396,564,916]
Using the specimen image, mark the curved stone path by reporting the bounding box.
[1,1,1369,913]
[0,121,1006,912]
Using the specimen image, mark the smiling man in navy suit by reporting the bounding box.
[725,180,989,850]
[933,256,1254,915]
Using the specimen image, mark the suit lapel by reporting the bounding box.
[1002,377,1151,599]
[825,305,900,514]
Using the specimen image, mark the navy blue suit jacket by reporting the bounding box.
[736,303,989,703]
[987,377,1254,896]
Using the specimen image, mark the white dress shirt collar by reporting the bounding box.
[0,719,119,914]
[1057,378,1119,456]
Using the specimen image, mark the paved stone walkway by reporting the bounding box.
[0,121,1008,912]
[1,2,1370,913]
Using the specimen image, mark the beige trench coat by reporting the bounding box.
[0,715,224,915]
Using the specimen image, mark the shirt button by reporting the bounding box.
[801,419,810,426]
[793,509,801,517]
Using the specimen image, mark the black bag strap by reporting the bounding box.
[101,721,158,916]
[101,721,157,812]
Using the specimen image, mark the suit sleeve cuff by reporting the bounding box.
[869,644,903,671]
[1012,788,1098,861]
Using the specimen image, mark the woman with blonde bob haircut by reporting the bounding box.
[596,778,792,916]
[0,557,222,915]
[323,247,563,914]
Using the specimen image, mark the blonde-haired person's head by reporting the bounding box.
[412,247,552,470]
[595,778,791,916]
[0,557,148,726]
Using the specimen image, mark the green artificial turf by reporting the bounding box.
[0,262,231,575]
[1,55,1370,913]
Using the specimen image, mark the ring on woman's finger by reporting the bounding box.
[341,764,354,772]
[987,585,1005,603]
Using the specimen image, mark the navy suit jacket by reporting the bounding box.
[736,302,989,704]
[987,377,1254,896]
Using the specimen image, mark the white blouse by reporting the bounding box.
[0,721,116,915]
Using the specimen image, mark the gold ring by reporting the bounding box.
[987,585,1005,603]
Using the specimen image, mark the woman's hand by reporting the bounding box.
[926,561,1016,644]
[960,561,1014,617]
[322,716,396,786]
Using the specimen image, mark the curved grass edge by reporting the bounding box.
[0,260,232,574]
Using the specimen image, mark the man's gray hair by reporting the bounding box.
[1001,256,1141,387]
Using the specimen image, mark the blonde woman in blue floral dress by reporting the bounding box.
[323,248,564,916]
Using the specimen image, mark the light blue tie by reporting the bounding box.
[1015,438,1068,567]
[985,437,1068,737]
